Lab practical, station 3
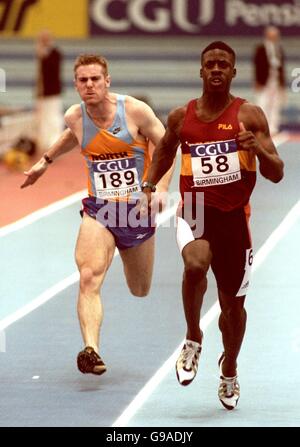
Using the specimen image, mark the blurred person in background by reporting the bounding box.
[253,26,286,136]
[36,30,64,152]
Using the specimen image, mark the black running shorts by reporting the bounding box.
[177,204,252,297]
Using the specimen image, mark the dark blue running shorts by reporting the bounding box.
[80,196,156,250]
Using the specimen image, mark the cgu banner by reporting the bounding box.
[89,0,300,36]
[0,0,87,37]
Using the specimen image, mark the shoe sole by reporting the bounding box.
[219,397,239,411]
[77,352,107,376]
[175,368,193,386]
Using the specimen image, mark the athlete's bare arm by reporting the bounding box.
[20,127,79,188]
[137,106,185,214]
[64,104,83,143]
[238,103,284,183]
[145,106,186,186]
[127,96,175,192]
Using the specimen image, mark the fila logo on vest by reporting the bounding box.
[218,123,233,130]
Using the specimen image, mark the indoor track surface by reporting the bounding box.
[0,135,299,427]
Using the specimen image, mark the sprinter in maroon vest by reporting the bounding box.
[140,41,284,410]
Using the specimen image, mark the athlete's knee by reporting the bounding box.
[222,305,247,324]
[184,259,209,283]
[128,281,150,298]
[79,265,104,293]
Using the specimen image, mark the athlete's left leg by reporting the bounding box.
[218,291,247,377]
[119,235,155,297]
[217,291,245,409]
[213,207,251,378]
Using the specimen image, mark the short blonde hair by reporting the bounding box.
[74,54,109,77]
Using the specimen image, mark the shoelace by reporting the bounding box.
[180,344,199,369]
[220,377,238,397]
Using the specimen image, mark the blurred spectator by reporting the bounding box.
[253,26,286,136]
[36,30,64,152]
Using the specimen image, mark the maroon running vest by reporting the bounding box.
[179,97,256,211]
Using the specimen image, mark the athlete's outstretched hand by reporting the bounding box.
[20,158,48,188]
[137,189,152,217]
[237,122,260,154]
[137,190,167,218]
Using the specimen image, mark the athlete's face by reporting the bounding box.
[74,64,111,104]
[200,49,236,93]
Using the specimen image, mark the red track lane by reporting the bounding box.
[0,149,86,227]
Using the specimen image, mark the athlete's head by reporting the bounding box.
[201,41,236,65]
[74,54,109,77]
[74,54,111,104]
[200,41,236,93]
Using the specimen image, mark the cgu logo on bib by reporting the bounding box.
[94,158,134,172]
[90,0,215,33]
[189,139,237,157]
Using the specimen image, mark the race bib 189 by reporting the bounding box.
[188,139,241,187]
[92,157,141,199]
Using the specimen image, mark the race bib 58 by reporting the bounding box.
[188,139,241,187]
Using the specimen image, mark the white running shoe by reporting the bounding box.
[176,339,202,386]
[218,353,240,410]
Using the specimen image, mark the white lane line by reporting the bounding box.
[0,272,79,331]
[252,199,300,271]
[112,198,300,427]
[0,190,87,237]
[0,203,179,332]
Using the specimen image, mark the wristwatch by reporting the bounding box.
[43,154,53,164]
[141,181,156,192]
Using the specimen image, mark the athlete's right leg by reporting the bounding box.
[181,239,212,343]
[175,211,212,385]
[75,214,116,354]
[175,239,211,385]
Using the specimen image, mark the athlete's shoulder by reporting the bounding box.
[167,105,188,129]
[239,101,268,130]
[125,94,155,115]
[124,94,160,129]
[64,104,82,127]
[239,100,266,120]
